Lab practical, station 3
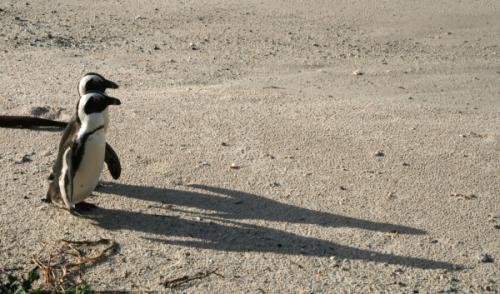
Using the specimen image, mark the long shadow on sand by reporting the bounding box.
[89,183,458,270]
[99,183,424,234]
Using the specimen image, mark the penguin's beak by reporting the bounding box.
[106,96,121,106]
[105,79,119,89]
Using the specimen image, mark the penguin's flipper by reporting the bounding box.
[105,143,121,180]
[59,147,75,210]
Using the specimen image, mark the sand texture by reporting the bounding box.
[0,0,499,292]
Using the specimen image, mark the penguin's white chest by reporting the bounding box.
[72,132,106,203]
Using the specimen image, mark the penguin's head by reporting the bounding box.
[78,72,119,96]
[77,92,121,122]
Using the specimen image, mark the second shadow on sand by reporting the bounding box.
[87,182,458,270]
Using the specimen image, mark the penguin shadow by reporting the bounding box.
[87,183,458,270]
[4,125,64,132]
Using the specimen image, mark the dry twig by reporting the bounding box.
[163,268,223,288]
[31,238,117,292]
[450,193,477,200]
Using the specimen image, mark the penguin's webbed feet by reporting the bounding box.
[74,201,98,212]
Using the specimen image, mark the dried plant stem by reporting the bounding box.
[163,268,223,288]
[31,238,117,291]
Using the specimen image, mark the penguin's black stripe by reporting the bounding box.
[0,115,67,129]
[71,125,105,173]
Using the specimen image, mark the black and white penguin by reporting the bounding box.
[69,73,122,180]
[0,73,122,180]
[47,92,121,210]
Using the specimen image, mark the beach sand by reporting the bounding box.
[0,0,499,291]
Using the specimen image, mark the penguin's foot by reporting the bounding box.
[74,201,98,212]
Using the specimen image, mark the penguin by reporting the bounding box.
[0,73,122,179]
[47,92,121,210]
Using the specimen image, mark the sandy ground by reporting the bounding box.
[0,0,499,292]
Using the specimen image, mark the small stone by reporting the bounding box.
[402,162,410,166]
[479,253,494,263]
[15,154,32,164]
[200,161,210,166]
[339,186,347,191]
[221,142,229,146]
[494,224,500,229]
[189,42,198,50]
[265,154,276,159]
[352,70,363,76]
[229,163,240,170]
[153,44,160,50]
[393,268,404,275]
[373,150,385,157]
